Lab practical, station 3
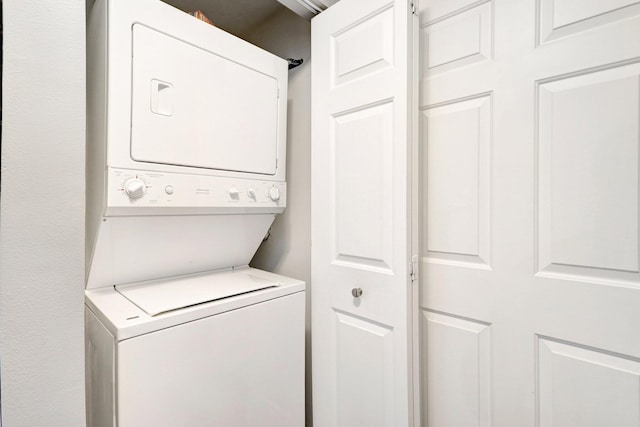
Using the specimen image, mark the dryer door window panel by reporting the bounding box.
[130,24,279,175]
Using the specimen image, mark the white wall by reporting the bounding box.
[0,1,86,425]
[244,7,313,426]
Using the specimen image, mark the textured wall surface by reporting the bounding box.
[0,1,86,425]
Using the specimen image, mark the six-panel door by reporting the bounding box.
[419,0,640,426]
[312,0,414,425]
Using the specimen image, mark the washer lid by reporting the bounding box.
[115,269,278,316]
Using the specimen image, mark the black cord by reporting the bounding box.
[287,58,303,70]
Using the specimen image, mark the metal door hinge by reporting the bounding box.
[410,255,418,283]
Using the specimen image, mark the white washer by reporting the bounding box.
[86,268,305,427]
[85,1,303,426]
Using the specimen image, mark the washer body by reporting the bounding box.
[86,268,305,427]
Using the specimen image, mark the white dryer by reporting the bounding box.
[85,0,304,426]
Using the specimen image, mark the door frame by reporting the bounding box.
[410,1,421,425]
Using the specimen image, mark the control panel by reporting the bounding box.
[106,168,286,215]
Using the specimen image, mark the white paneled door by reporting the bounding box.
[311,0,414,425]
[419,0,640,426]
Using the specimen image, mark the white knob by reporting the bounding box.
[268,186,281,202]
[248,188,256,199]
[229,188,240,199]
[124,178,146,199]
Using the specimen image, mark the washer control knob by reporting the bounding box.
[124,178,147,199]
[229,188,240,199]
[268,186,281,202]
[248,188,257,199]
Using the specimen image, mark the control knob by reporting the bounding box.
[123,178,147,199]
[229,188,240,199]
[268,186,281,202]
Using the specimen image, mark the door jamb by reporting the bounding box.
[409,0,421,425]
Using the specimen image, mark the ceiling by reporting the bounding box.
[161,0,286,37]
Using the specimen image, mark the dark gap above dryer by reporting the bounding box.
[160,0,286,40]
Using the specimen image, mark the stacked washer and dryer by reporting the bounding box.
[85,1,305,426]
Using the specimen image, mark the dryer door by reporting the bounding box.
[130,24,280,175]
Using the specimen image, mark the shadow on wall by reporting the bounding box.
[1,0,4,422]
[1,0,3,193]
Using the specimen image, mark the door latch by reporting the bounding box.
[410,255,418,283]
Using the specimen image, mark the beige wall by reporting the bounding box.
[243,7,313,426]
[0,0,86,425]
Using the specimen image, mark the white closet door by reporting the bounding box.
[418,0,640,426]
[311,0,414,425]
